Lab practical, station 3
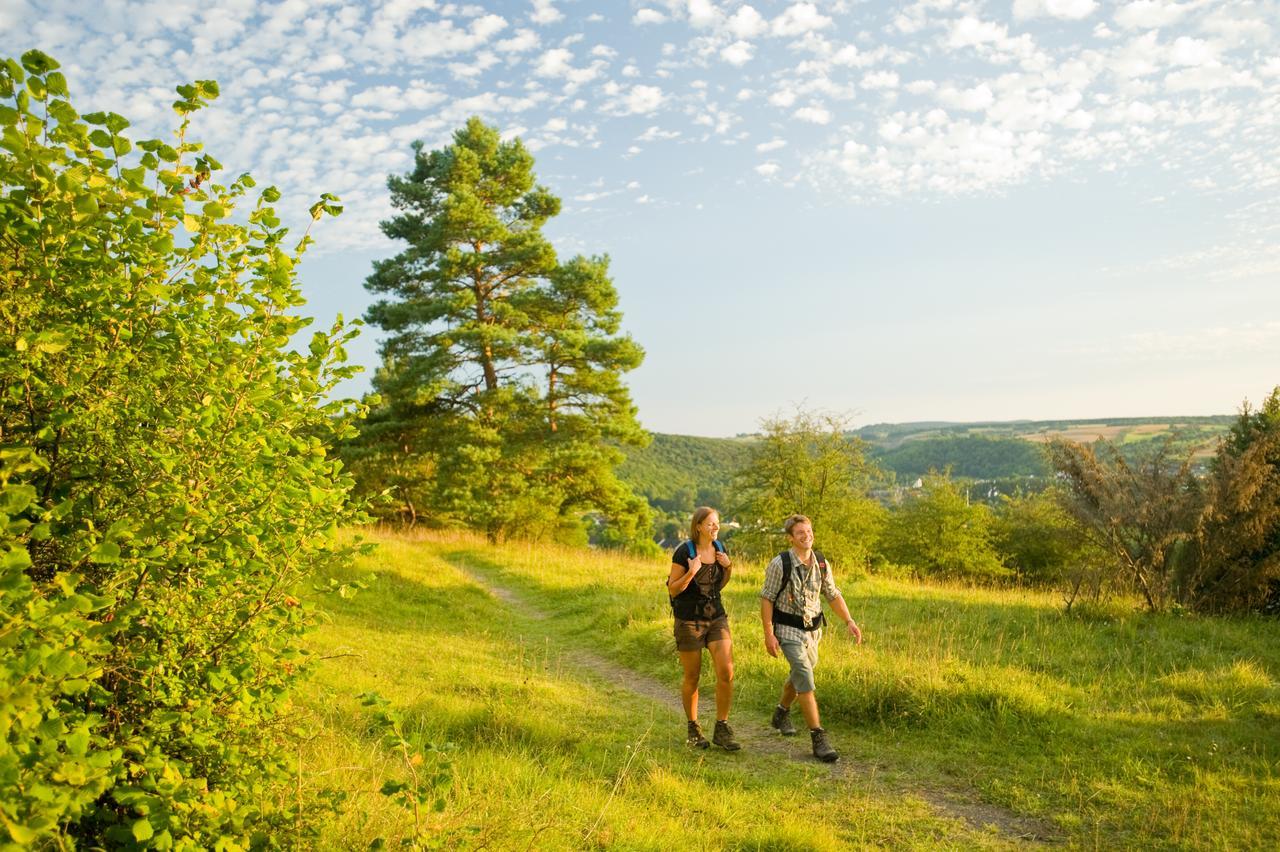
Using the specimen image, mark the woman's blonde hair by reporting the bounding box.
[689,506,719,544]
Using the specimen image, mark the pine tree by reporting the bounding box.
[356,118,649,544]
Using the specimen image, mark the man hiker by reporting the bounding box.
[760,513,863,762]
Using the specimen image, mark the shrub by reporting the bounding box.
[879,472,1010,581]
[994,488,1105,586]
[0,51,362,845]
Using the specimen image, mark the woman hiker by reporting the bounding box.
[666,506,741,750]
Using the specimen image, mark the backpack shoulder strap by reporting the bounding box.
[686,540,696,560]
[713,539,726,554]
[774,551,793,605]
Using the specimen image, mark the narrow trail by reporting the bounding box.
[454,559,1061,846]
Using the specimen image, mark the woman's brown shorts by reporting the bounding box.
[674,616,731,652]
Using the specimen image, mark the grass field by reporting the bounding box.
[295,529,1280,849]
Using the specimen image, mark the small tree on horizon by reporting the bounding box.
[730,411,885,571]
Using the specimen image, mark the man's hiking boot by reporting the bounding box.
[712,720,742,751]
[770,704,797,736]
[810,727,839,763]
[686,720,709,749]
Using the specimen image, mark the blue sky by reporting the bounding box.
[5,0,1278,436]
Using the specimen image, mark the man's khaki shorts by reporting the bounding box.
[674,616,731,651]
[780,630,821,693]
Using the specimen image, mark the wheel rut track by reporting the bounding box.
[454,559,1062,846]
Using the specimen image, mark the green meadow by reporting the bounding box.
[298,529,1280,849]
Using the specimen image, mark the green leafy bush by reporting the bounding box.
[0,51,362,846]
[880,472,1010,581]
[993,488,1104,585]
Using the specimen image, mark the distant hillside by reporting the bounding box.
[852,416,1235,451]
[871,434,1051,479]
[617,433,755,514]
[619,416,1238,512]
[856,417,1233,475]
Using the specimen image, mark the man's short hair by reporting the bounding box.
[783,514,812,535]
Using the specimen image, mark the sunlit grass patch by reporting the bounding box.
[1158,660,1276,713]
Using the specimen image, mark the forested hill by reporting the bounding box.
[871,434,1051,478]
[617,433,755,512]
[619,416,1237,511]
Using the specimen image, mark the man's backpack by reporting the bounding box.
[771,550,828,631]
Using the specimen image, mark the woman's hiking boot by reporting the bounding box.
[810,727,838,763]
[686,720,710,749]
[770,704,797,736]
[712,720,742,751]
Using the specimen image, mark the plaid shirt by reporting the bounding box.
[760,549,843,645]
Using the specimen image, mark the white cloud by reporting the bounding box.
[533,47,574,76]
[1112,30,1162,78]
[638,125,681,141]
[1126,100,1158,122]
[687,0,721,29]
[793,105,831,124]
[313,53,347,72]
[396,14,508,58]
[769,89,798,108]
[721,40,754,66]
[771,3,832,38]
[626,85,666,114]
[530,0,562,26]
[756,138,787,152]
[1164,64,1256,92]
[947,17,1008,49]
[633,8,666,25]
[756,161,781,176]
[862,71,900,90]
[1169,36,1216,67]
[1114,1,1191,31]
[937,84,995,112]
[496,28,539,53]
[1062,109,1095,129]
[532,48,603,87]
[635,194,652,203]
[1013,0,1098,21]
[728,5,767,39]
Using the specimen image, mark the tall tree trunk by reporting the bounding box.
[473,283,499,392]
[547,367,558,432]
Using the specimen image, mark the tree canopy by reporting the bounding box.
[352,117,650,547]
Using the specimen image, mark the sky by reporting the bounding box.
[5,0,1279,436]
